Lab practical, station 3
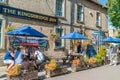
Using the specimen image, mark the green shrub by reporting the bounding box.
[95,45,107,63]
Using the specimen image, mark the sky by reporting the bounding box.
[99,0,107,5]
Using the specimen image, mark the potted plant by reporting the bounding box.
[50,33,60,41]
[96,45,107,65]
[45,59,68,77]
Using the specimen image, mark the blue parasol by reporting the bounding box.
[102,37,120,43]
[6,25,47,37]
[60,31,87,39]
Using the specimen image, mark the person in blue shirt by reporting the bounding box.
[14,46,25,64]
[4,47,15,71]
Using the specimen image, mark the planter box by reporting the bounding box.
[97,62,103,67]
[7,70,38,80]
[71,64,88,72]
[88,63,99,68]
[46,66,68,78]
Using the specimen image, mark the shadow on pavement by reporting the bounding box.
[0,74,6,78]
[38,75,46,80]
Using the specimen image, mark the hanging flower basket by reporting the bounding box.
[50,33,60,41]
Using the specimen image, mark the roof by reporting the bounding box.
[89,0,108,9]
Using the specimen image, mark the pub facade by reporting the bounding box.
[0,0,108,51]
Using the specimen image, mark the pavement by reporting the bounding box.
[0,66,6,80]
[45,65,120,80]
[0,65,120,80]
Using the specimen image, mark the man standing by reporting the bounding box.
[110,44,118,66]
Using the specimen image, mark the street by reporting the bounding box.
[45,65,120,80]
[0,64,120,80]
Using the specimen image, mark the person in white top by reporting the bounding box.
[34,47,45,63]
[68,47,74,62]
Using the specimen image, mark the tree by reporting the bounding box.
[107,0,120,28]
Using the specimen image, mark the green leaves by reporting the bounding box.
[6,26,16,32]
[108,0,120,28]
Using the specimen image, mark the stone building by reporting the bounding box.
[0,0,108,51]
[109,25,118,38]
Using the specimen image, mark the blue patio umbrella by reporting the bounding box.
[114,38,120,43]
[6,25,47,37]
[102,37,120,43]
[60,31,87,39]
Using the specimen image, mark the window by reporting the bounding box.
[55,28,63,48]
[0,20,2,48]
[96,12,101,27]
[0,0,4,2]
[56,0,65,17]
[77,5,83,22]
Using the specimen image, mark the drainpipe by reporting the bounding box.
[70,0,74,47]
[70,0,74,33]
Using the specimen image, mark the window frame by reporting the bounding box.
[77,4,84,22]
[54,27,63,48]
[0,20,2,48]
[96,12,101,27]
[56,0,65,17]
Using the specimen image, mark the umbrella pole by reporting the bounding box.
[12,35,16,46]
[25,36,27,43]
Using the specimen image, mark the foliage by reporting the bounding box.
[110,44,113,48]
[88,57,97,64]
[107,0,120,28]
[72,57,81,65]
[6,26,16,32]
[83,55,89,62]
[51,33,57,38]
[116,32,120,38]
[95,45,107,63]
[45,59,57,71]
[50,33,60,41]
[7,64,21,76]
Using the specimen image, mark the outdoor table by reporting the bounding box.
[71,53,83,59]
[51,56,68,65]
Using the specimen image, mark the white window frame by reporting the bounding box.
[77,5,84,22]
[96,12,101,27]
[56,0,65,17]
[54,27,63,48]
[0,20,3,48]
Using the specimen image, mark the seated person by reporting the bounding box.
[21,55,30,71]
[34,47,45,64]
[68,47,74,62]
[21,55,37,71]
[4,47,15,71]
[14,46,25,65]
[81,47,86,56]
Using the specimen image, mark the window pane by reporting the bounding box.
[77,5,83,22]
[0,0,4,2]
[55,28,63,48]
[56,0,64,17]
[96,12,100,26]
